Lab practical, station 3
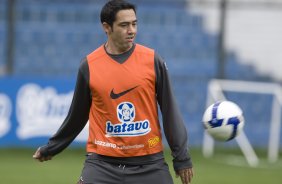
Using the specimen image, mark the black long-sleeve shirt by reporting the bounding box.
[40,44,192,171]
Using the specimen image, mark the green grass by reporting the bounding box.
[0,148,281,184]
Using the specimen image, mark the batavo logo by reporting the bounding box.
[148,136,160,148]
[106,102,151,137]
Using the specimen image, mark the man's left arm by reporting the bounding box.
[154,53,193,183]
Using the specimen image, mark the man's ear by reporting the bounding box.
[102,22,112,35]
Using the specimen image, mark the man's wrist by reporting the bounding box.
[173,158,193,172]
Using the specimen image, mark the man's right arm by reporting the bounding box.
[33,58,91,161]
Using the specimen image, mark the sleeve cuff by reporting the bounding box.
[173,158,193,172]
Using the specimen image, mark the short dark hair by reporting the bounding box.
[100,0,136,27]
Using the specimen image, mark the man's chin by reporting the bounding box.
[122,43,134,52]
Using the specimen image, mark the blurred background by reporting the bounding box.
[0,0,282,183]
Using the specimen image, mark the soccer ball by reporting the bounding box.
[202,100,244,141]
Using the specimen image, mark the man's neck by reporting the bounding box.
[104,42,133,55]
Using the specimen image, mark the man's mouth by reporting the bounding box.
[126,36,134,42]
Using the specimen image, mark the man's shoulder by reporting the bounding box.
[87,45,107,63]
[135,43,154,55]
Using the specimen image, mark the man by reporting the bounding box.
[33,0,194,183]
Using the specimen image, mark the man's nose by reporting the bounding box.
[128,24,136,34]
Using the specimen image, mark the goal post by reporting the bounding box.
[203,79,282,166]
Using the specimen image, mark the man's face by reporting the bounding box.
[107,9,137,53]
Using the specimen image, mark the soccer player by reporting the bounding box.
[33,0,194,183]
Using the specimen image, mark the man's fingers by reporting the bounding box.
[33,147,52,162]
[33,147,41,159]
[36,155,52,162]
[180,169,188,184]
[189,168,194,181]
[177,168,194,184]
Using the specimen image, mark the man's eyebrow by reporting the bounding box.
[118,20,138,24]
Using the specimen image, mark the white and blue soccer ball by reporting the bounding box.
[202,100,245,141]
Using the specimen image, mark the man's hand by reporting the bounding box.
[32,147,52,162]
[176,167,194,184]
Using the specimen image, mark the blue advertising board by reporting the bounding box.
[2,77,279,149]
[0,77,89,147]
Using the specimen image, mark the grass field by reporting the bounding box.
[0,148,281,184]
